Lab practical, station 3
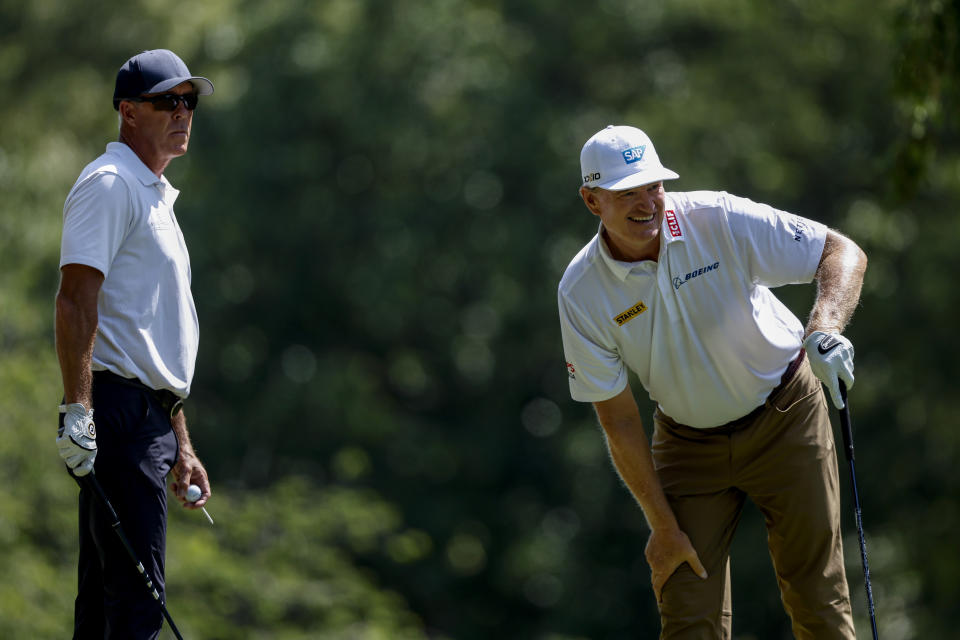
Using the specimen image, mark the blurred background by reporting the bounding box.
[2,0,958,638]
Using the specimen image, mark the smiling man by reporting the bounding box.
[55,49,213,639]
[558,125,868,639]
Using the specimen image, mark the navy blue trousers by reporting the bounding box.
[72,374,179,640]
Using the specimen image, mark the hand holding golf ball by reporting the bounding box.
[184,483,215,525]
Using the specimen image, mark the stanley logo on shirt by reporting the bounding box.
[614,300,647,326]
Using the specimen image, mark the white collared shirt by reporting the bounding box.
[60,142,198,397]
[558,190,827,428]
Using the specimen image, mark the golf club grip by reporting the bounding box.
[838,381,855,462]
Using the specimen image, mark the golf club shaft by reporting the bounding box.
[84,472,186,640]
[838,382,879,640]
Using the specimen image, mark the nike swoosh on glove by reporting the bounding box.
[803,331,855,409]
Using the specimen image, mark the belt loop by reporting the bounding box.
[772,350,805,395]
[168,398,184,419]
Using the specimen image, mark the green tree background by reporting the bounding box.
[2,0,958,638]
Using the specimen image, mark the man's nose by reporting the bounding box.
[638,193,657,211]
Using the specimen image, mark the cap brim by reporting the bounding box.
[147,76,215,95]
[598,167,679,191]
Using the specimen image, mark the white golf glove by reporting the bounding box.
[803,331,855,410]
[57,403,97,477]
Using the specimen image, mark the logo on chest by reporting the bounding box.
[613,300,648,326]
[673,261,721,290]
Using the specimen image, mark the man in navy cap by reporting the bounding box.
[55,49,214,639]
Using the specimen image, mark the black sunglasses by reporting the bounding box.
[128,93,199,111]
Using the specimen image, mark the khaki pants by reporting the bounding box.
[651,358,856,640]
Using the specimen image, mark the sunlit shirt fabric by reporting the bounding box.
[60,142,198,398]
[558,190,827,428]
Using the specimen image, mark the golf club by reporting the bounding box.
[838,381,880,640]
[76,470,186,640]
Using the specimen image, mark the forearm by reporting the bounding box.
[805,231,867,336]
[169,409,211,504]
[55,292,98,408]
[170,410,197,459]
[594,390,678,533]
[593,388,708,592]
[603,418,678,531]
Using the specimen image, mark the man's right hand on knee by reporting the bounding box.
[646,526,709,602]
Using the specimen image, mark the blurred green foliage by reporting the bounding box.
[2,0,959,637]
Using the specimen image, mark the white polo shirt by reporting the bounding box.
[60,142,199,398]
[558,190,827,428]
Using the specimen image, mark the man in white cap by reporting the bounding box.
[55,49,214,638]
[558,125,867,639]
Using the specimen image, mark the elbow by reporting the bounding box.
[55,289,99,335]
[55,289,85,321]
[847,237,867,274]
[840,231,867,264]
[54,290,75,324]
[824,231,867,275]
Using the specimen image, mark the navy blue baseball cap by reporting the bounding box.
[113,49,214,110]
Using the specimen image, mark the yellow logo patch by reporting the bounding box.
[614,300,647,326]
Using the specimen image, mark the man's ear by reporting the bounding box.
[579,186,603,217]
[118,100,137,127]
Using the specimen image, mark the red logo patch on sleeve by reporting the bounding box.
[665,210,682,237]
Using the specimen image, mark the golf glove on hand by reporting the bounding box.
[57,403,97,477]
[803,331,855,409]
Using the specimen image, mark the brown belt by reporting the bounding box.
[717,349,806,431]
[668,350,806,435]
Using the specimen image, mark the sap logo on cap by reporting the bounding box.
[579,125,679,190]
[622,145,646,164]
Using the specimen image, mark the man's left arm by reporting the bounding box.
[806,230,867,336]
[169,410,211,508]
[803,229,868,408]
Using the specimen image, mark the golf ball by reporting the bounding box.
[186,484,202,502]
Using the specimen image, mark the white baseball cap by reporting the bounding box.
[580,125,679,190]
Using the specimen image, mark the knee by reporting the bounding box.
[659,566,730,639]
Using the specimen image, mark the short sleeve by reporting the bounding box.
[721,192,827,288]
[60,172,133,277]
[558,289,628,403]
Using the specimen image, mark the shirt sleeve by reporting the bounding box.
[60,171,133,277]
[721,192,827,288]
[558,289,629,403]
